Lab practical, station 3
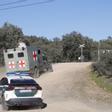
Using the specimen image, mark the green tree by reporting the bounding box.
[0,22,23,49]
[0,22,23,65]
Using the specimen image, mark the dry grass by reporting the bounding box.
[91,72,112,93]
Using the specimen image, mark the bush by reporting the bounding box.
[92,52,112,78]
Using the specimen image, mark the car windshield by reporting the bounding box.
[10,79,37,86]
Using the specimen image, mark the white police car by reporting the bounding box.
[0,75,45,110]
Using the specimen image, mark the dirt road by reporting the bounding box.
[1,62,112,112]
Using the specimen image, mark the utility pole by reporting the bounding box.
[79,44,85,62]
[98,41,100,62]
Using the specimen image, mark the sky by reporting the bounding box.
[0,0,112,40]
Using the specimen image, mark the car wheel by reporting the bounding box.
[40,102,47,109]
[1,95,10,111]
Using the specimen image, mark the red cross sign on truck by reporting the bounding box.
[33,51,37,61]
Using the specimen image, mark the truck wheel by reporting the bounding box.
[47,64,53,72]
[1,95,10,111]
[34,68,40,78]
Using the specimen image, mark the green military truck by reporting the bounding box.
[3,43,53,77]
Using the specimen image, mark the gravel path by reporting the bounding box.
[1,62,112,112]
